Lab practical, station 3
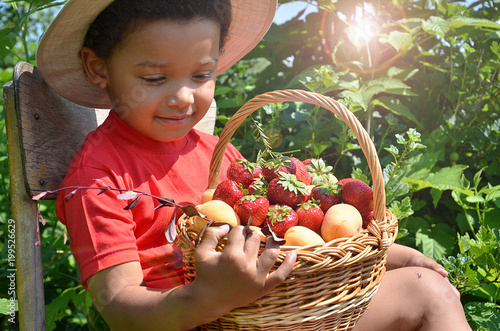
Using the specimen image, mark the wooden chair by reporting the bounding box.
[3,61,217,330]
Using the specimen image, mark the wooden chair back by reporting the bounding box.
[3,61,217,330]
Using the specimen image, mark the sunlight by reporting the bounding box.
[345,3,379,46]
[321,1,409,74]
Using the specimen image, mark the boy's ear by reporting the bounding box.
[80,46,108,89]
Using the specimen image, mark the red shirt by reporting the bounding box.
[56,111,242,289]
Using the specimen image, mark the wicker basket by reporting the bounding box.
[176,89,398,330]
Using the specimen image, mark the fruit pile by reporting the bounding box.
[198,156,374,246]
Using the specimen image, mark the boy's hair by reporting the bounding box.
[83,0,232,60]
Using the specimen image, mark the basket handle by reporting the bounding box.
[208,89,387,236]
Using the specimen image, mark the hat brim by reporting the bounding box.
[36,0,277,109]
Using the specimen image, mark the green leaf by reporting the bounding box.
[372,97,422,127]
[465,195,486,203]
[484,186,500,202]
[0,27,17,63]
[450,17,500,31]
[430,188,443,208]
[389,196,414,220]
[387,30,411,51]
[418,60,448,73]
[214,86,233,96]
[0,298,17,315]
[366,77,414,93]
[415,221,456,260]
[403,165,468,191]
[473,168,485,190]
[464,302,500,331]
[45,287,78,331]
[339,90,368,110]
[384,145,399,159]
[422,16,450,37]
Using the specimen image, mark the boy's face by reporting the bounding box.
[98,18,220,142]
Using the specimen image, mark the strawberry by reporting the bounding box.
[304,158,337,185]
[336,177,356,186]
[227,158,262,189]
[296,200,324,232]
[289,157,312,185]
[248,176,268,196]
[265,204,298,237]
[362,210,374,229]
[267,173,307,208]
[304,184,315,201]
[261,157,296,182]
[234,195,270,226]
[310,183,341,213]
[212,179,245,208]
[340,178,373,218]
[302,158,313,166]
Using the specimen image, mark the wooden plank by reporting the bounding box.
[14,62,109,198]
[4,79,47,331]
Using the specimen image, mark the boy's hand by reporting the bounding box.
[192,224,297,317]
[403,252,448,277]
[387,244,448,277]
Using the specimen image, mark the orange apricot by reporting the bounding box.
[193,199,240,230]
[321,203,362,241]
[201,188,215,203]
[284,226,325,246]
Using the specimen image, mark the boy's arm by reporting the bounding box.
[385,243,448,277]
[88,225,296,331]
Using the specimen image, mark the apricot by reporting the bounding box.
[193,200,240,230]
[321,203,362,241]
[284,226,325,246]
[201,188,215,203]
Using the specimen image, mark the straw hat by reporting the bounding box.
[36,0,277,109]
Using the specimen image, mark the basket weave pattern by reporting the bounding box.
[176,90,398,330]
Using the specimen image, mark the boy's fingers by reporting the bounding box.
[264,250,297,291]
[196,224,230,254]
[258,236,296,275]
[224,225,246,252]
[242,226,262,257]
[257,236,281,272]
[432,262,449,278]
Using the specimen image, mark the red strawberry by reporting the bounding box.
[340,178,373,218]
[261,157,296,182]
[253,166,263,179]
[234,195,270,226]
[296,200,324,232]
[248,176,268,196]
[267,173,307,208]
[362,210,374,229]
[212,179,245,208]
[303,184,315,201]
[337,178,356,186]
[289,157,312,185]
[310,183,341,213]
[227,158,262,189]
[302,158,313,166]
[265,204,298,237]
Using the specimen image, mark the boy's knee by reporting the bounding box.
[405,267,461,314]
